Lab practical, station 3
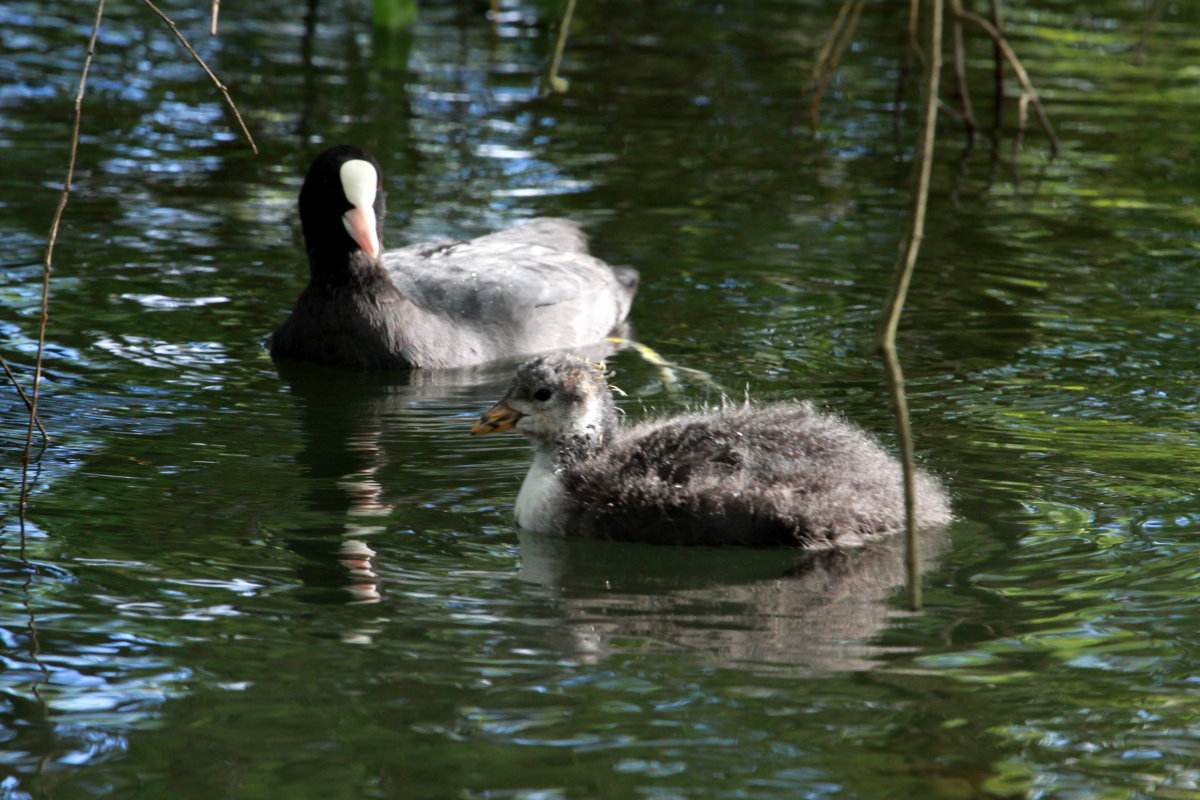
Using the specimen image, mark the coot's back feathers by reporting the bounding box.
[381,218,637,366]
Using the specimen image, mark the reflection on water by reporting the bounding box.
[273,338,627,605]
[517,527,948,672]
[4,0,1200,798]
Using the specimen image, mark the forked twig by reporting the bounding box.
[950,0,1060,155]
[2,355,48,442]
[19,1,105,530]
[875,0,944,611]
[804,0,866,130]
[142,0,257,153]
[810,0,855,83]
[951,15,977,136]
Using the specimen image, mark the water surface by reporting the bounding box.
[3,1,1200,798]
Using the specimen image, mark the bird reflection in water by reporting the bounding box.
[516,525,950,672]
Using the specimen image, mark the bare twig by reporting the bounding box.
[210,0,220,36]
[19,0,105,534]
[142,0,257,153]
[936,97,967,124]
[950,0,1060,155]
[908,0,922,62]
[811,0,858,85]
[951,15,977,136]
[1014,91,1030,159]
[875,0,943,611]
[817,0,865,122]
[1133,0,1168,65]
[990,0,1005,128]
[2,355,49,442]
[804,0,866,131]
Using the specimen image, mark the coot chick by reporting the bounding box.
[271,145,638,370]
[472,354,951,547]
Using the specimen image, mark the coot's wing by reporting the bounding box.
[381,218,637,366]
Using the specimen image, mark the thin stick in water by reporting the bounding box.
[19,0,106,534]
[2,354,49,442]
[990,0,1005,128]
[951,0,1060,155]
[951,15,977,137]
[875,0,944,611]
[142,0,257,153]
[210,0,221,36]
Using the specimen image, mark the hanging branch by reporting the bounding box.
[803,0,866,131]
[949,0,1059,155]
[541,0,578,94]
[875,0,943,612]
[17,0,255,538]
[142,0,258,153]
[18,1,106,534]
[210,0,221,36]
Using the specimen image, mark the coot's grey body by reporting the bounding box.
[473,354,951,548]
[271,146,638,370]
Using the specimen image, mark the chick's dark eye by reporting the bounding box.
[533,388,553,402]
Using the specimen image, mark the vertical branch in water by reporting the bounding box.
[875,0,943,611]
[989,0,1005,130]
[210,0,221,35]
[951,11,976,138]
[19,0,106,541]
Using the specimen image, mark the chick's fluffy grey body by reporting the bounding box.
[479,354,951,548]
[562,402,948,547]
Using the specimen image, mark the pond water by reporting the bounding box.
[3,0,1200,797]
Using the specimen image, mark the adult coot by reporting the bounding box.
[271,145,638,370]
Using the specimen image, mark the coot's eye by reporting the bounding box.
[533,388,553,402]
